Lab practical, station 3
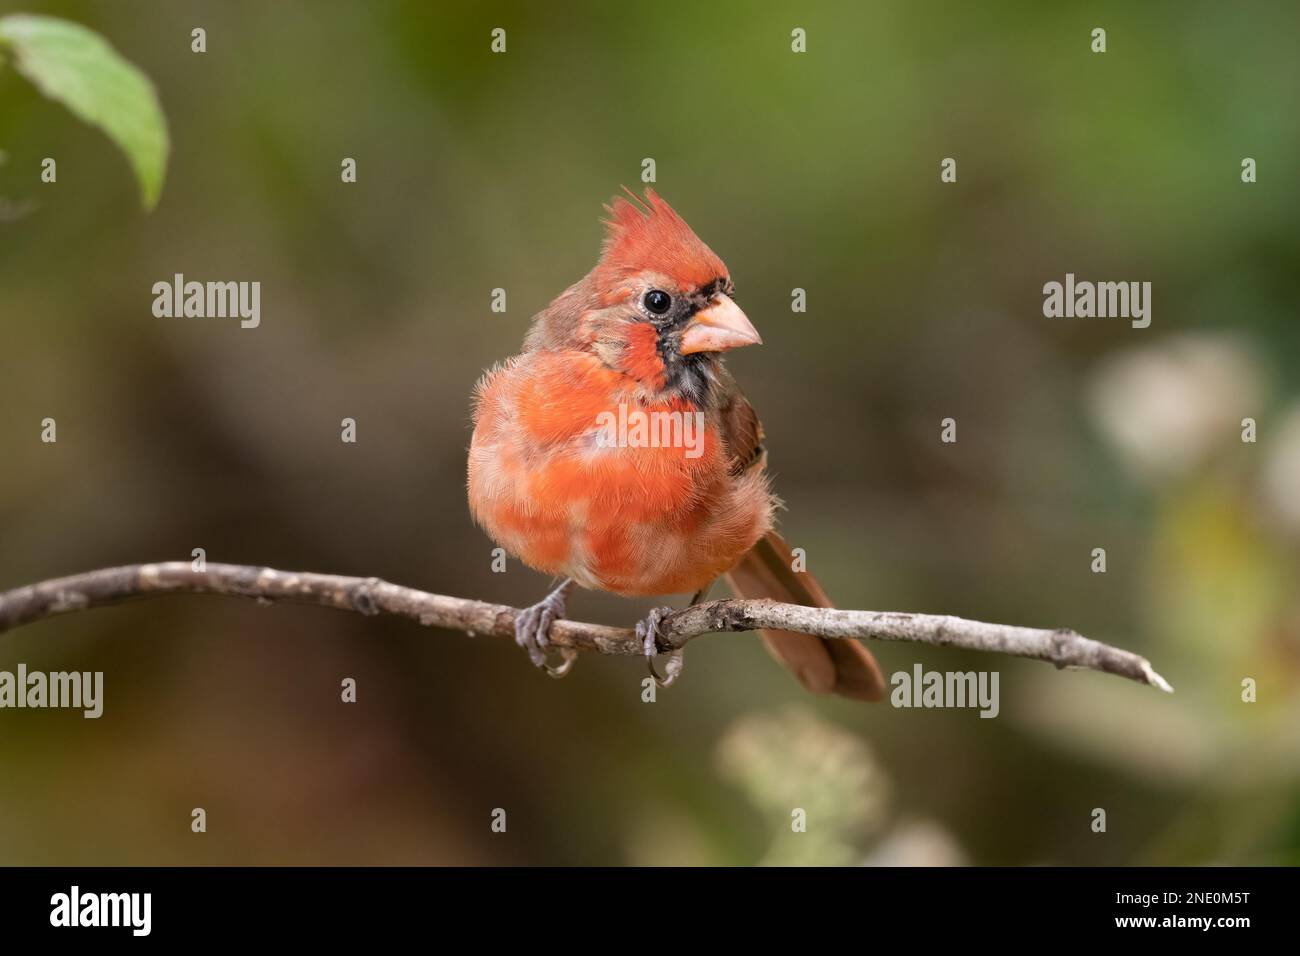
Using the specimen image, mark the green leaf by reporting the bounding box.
[0,14,168,209]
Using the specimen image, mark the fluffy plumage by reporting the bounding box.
[467,189,883,700]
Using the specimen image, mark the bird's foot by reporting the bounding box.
[515,579,577,678]
[636,606,685,688]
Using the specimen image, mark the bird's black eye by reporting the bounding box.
[643,289,672,315]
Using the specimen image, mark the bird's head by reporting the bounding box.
[539,189,761,402]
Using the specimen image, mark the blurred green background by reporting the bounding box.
[1,0,1298,865]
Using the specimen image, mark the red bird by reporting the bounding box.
[468,189,883,701]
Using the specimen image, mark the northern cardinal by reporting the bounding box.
[467,189,883,701]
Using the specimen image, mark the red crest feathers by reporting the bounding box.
[596,187,728,291]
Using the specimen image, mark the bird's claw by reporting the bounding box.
[515,580,577,678]
[636,606,684,688]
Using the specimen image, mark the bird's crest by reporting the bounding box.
[597,187,727,291]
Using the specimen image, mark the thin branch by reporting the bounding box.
[0,562,1173,692]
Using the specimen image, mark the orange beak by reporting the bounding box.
[679,294,762,355]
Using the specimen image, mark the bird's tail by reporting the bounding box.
[724,530,884,702]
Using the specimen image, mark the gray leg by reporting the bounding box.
[515,578,577,678]
[636,578,715,689]
[688,580,714,607]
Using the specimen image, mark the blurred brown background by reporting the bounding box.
[1,0,1298,865]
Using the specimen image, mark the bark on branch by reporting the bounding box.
[0,562,1173,692]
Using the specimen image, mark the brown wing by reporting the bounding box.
[714,365,766,478]
[716,370,884,702]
